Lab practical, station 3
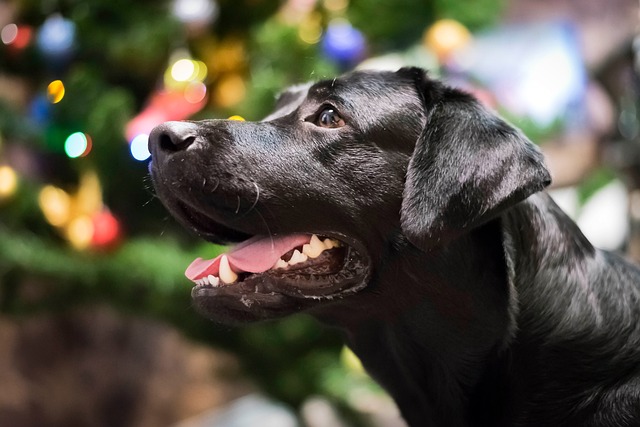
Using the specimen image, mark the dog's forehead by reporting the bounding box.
[309,70,414,101]
[262,83,313,121]
[263,70,419,122]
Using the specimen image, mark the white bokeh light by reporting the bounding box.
[130,134,151,161]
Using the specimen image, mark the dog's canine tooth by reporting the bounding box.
[219,255,238,284]
[273,258,288,269]
[208,275,220,287]
[303,234,325,258]
[289,249,308,265]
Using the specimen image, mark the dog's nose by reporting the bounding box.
[148,121,199,155]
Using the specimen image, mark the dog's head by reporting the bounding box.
[148,67,550,323]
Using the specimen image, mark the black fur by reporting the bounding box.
[149,67,640,426]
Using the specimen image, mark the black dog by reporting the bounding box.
[148,67,640,426]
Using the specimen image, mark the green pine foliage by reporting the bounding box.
[0,0,506,415]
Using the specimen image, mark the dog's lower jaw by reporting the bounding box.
[190,238,373,323]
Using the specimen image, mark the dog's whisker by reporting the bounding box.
[238,182,261,219]
[253,207,275,248]
[210,178,220,193]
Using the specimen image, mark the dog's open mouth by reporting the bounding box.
[186,232,370,300]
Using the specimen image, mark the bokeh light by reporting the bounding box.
[1,24,18,45]
[39,185,71,227]
[165,57,208,91]
[92,209,121,247]
[213,74,246,107]
[323,0,348,12]
[172,0,219,25]
[64,132,89,158]
[76,171,103,214]
[0,165,18,199]
[321,19,366,64]
[47,80,66,103]
[171,58,197,82]
[227,115,245,121]
[2,24,32,50]
[66,215,94,250]
[130,134,151,161]
[184,81,207,103]
[424,19,471,60]
[36,14,76,57]
[299,13,323,44]
[192,61,208,81]
[30,94,52,125]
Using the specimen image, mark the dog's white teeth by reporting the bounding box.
[273,258,288,269]
[219,255,238,284]
[194,275,221,287]
[288,249,308,265]
[303,234,325,258]
[268,235,343,271]
[323,238,340,249]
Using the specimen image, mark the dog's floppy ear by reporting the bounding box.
[399,68,551,250]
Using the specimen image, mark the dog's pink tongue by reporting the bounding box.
[185,234,311,280]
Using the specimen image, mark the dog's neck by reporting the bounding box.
[310,218,515,425]
[310,193,604,425]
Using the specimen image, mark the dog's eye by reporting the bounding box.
[317,108,345,128]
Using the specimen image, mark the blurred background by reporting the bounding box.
[0,0,638,426]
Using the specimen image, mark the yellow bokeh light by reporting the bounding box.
[171,58,197,82]
[210,39,246,74]
[213,74,246,108]
[424,19,471,60]
[193,60,208,81]
[76,171,103,216]
[227,115,245,121]
[299,16,323,44]
[323,0,348,12]
[39,185,71,227]
[65,215,94,250]
[0,165,18,198]
[47,80,65,104]
[166,58,208,90]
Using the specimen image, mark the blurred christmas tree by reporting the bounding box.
[0,0,504,415]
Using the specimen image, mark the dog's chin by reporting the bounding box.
[187,231,372,324]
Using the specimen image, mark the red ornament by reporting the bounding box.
[91,209,121,248]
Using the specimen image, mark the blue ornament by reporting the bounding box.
[36,14,76,63]
[29,94,52,127]
[321,21,366,67]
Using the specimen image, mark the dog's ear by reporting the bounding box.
[399,68,551,250]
